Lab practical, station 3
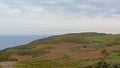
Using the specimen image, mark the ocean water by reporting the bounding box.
[0,35,48,50]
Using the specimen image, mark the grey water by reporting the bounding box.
[0,35,48,50]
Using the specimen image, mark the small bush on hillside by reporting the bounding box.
[92,61,120,68]
[0,50,18,61]
[106,51,120,63]
[15,49,49,57]
[101,49,109,56]
[43,44,55,49]
[0,55,17,62]
[82,46,87,48]
[106,42,120,46]
[64,52,75,59]
[106,38,120,46]
[30,50,49,58]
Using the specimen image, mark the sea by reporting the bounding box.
[0,35,48,50]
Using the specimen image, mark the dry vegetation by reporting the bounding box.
[0,32,120,68]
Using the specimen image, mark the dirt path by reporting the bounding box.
[0,62,16,68]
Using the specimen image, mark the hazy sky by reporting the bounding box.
[0,0,120,35]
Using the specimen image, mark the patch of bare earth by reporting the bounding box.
[11,55,32,61]
[69,50,104,60]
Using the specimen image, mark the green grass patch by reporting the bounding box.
[64,52,75,59]
[15,60,99,68]
[91,60,120,68]
[85,34,114,42]
[106,51,120,63]
[43,44,55,49]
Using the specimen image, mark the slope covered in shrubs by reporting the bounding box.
[0,32,119,68]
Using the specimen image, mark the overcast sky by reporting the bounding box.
[0,0,120,35]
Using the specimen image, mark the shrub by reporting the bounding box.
[43,44,55,49]
[101,49,109,56]
[92,61,120,68]
[83,46,87,48]
[0,50,18,61]
[106,38,120,46]
[15,49,49,57]
[64,52,75,59]
[106,42,120,46]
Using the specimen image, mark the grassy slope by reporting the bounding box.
[106,51,120,63]
[14,33,120,68]
[0,33,107,60]
[85,34,113,42]
[15,51,120,68]
[0,32,120,68]
[28,32,106,44]
[15,60,100,68]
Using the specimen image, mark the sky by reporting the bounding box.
[0,0,120,35]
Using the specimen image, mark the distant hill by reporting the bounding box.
[0,32,120,68]
[28,32,106,45]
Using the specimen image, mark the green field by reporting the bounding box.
[85,34,115,42]
[15,56,120,68]
[15,60,99,68]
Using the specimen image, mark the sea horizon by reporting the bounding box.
[0,35,49,50]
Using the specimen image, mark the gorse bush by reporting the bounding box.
[92,61,120,68]
[15,49,49,57]
[43,44,55,49]
[106,38,120,46]
[64,52,75,59]
[106,42,120,46]
[101,49,109,56]
[0,52,17,61]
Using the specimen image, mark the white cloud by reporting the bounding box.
[0,2,8,8]
[77,4,97,10]
[90,0,116,3]
[0,0,120,35]
[32,7,43,12]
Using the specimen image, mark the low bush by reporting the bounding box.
[16,49,49,57]
[64,52,75,59]
[92,61,120,68]
[43,44,55,49]
[106,38,120,46]
[101,49,109,56]
[0,52,17,62]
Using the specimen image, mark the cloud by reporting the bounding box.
[0,0,120,35]
[1,0,120,18]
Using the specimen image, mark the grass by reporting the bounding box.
[64,52,75,59]
[43,44,55,49]
[85,34,114,42]
[106,51,120,63]
[14,48,120,68]
[15,60,99,68]
[0,33,119,68]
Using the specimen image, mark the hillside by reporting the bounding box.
[0,32,120,68]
